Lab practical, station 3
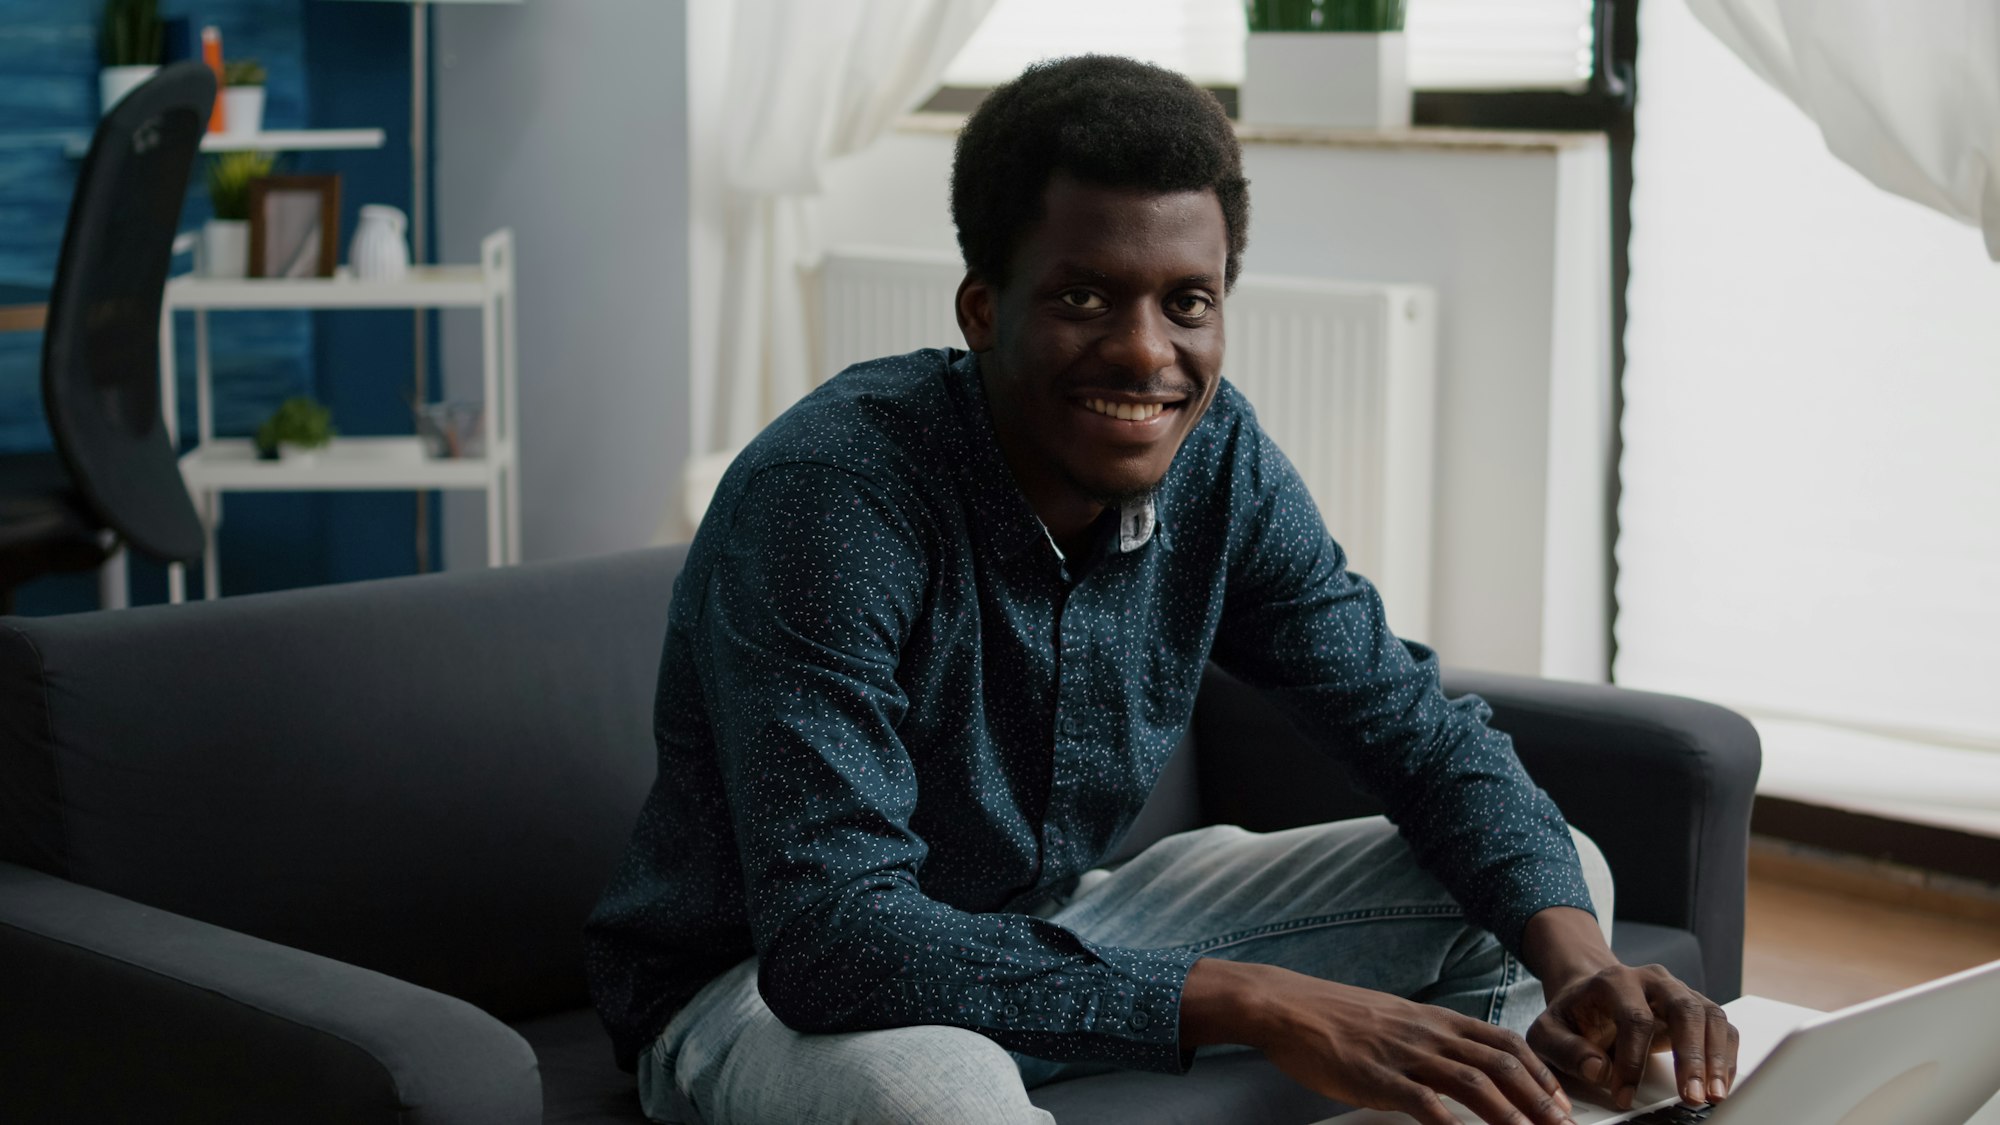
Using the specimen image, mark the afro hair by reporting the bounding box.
[950,55,1250,290]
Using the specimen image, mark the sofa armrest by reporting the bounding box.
[1437,670,1760,1002]
[0,861,541,1124]
[1191,665,1761,1002]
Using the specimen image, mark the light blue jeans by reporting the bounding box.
[638,816,1615,1125]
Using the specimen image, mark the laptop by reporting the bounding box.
[1330,956,2000,1125]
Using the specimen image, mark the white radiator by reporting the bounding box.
[819,247,1439,640]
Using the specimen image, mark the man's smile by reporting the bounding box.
[1073,394,1189,426]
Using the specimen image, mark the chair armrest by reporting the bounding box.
[1438,669,1761,1002]
[0,861,541,1124]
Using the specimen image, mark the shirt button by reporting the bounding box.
[1129,1007,1152,1031]
[1004,1003,1021,1019]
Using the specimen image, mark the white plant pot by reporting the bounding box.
[277,443,322,466]
[200,219,250,279]
[221,86,266,137]
[1240,32,1410,131]
[99,65,159,117]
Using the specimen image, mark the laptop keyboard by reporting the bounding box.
[1627,1104,1717,1124]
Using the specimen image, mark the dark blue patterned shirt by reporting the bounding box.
[584,348,1591,1075]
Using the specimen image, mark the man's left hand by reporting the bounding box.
[1528,961,1739,1112]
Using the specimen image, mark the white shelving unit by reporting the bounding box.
[63,127,386,158]
[159,228,518,603]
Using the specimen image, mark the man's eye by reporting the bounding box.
[1172,295,1214,319]
[1059,290,1107,310]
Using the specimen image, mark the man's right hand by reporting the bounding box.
[1181,958,1578,1125]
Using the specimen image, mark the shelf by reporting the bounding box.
[180,437,505,491]
[63,127,387,158]
[167,267,490,310]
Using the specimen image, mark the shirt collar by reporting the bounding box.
[942,349,1170,564]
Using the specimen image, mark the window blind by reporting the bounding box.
[1617,3,2000,835]
[941,0,1596,92]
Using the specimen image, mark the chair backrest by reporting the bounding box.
[40,61,212,564]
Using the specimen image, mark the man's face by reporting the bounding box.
[959,174,1229,514]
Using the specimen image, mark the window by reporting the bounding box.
[1616,2,2000,836]
[940,0,1597,92]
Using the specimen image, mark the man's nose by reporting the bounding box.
[1100,304,1176,377]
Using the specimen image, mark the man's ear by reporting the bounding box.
[956,273,997,352]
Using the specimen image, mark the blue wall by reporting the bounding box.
[0,0,422,612]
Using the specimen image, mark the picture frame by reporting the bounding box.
[248,174,341,279]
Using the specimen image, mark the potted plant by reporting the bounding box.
[201,150,272,278]
[99,0,163,116]
[1240,0,1411,131]
[222,58,267,138]
[255,397,337,465]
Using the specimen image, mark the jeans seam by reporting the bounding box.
[1182,904,1466,955]
[1485,948,1520,1025]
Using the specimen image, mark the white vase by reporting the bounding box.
[98,65,159,117]
[278,443,321,466]
[348,205,411,281]
[221,86,266,137]
[1240,32,1411,131]
[200,219,250,278]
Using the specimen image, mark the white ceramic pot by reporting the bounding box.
[277,443,321,466]
[348,204,411,281]
[99,65,159,116]
[221,86,266,137]
[1240,32,1410,131]
[200,219,249,278]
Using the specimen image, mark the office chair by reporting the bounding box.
[0,62,213,612]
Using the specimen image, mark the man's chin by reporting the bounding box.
[1065,464,1168,510]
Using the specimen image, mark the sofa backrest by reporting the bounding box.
[0,547,682,1023]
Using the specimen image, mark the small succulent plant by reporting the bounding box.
[204,150,275,221]
[1247,0,1407,32]
[101,0,164,68]
[224,58,267,87]
[256,397,337,456]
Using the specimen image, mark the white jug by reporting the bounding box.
[349,205,410,281]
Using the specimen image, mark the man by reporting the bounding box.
[586,56,1737,1125]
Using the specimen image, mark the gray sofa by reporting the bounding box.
[0,545,1759,1124]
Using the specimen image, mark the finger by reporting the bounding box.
[1704,1004,1735,1100]
[1418,1058,1531,1125]
[1652,983,1714,1105]
[1527,1015,1611,1095]
[1470,1020,1572,1111]
[1722,1019,1742,1097]
[1446,1040,1573,1125]
[1605,977,1660,1110]
[1385,1078,1472,1125]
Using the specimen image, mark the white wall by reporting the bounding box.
[816,127,1612,678]
[432,0,691,564]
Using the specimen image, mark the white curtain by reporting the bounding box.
[1616,1,2000,835]
[703,0,996,456]
[1688,0,2000,260]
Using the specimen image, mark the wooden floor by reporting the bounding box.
[1741,841,2000,1011]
